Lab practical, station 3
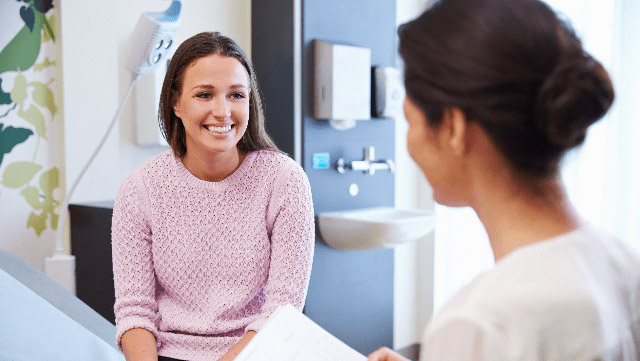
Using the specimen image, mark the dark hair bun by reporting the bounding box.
[534,53,615,149]
[398,0,616,176]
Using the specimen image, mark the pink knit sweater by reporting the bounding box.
[111,150,315,360]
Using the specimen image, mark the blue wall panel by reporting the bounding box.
[302,0,397,355]
[253,0,397,354]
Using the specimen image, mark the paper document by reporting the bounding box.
[235,304,367,361]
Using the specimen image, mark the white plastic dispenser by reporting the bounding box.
[313,40,371,130]
[373,67,405,118]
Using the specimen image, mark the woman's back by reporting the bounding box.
[421,226,640,361]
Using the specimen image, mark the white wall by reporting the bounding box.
[616,0,640,252]
[59,0,120,206]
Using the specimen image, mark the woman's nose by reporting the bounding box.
[211,96,231,119]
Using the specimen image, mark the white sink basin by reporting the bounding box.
[317,207,437,250]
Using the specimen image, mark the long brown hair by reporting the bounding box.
[159,32,278,158]
[398,0,614,177]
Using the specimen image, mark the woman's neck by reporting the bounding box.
[182,147,247,182]
[471,172,582,262]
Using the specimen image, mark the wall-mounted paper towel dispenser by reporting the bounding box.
[313,40,371,130]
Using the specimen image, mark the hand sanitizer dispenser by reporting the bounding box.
[373,67,405,118]
[313,40,371,130]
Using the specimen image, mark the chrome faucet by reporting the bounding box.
[336,146,395,175]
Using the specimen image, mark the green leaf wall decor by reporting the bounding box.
[0,10,43,74]
[10,73,28,106]
[2,161,42,188]
[22,167,60,235]
[0,78,12,105]
[19,6,36,32]
[41,14,56,43]
[39,166,59,197]
[33,58,55,72]
[18,105,46,139]
[26,210,47,236]
[21,185,41,208]
[30,81,56,116]
[0,124,33,165]
[1,3,60,238]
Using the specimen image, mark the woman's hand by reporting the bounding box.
[217,330,256,361]
[367,347,411,361]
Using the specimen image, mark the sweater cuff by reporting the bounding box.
[116,316,161,350]
[245,313,270,333]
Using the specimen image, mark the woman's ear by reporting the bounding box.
[173,100,181,119]
[442,107,468,156]
[172,91,182,119]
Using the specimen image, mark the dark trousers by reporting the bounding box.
[158,356,185,361]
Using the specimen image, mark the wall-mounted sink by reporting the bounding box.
[317,207,437,250]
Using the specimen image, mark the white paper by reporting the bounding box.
[235,304,367,361]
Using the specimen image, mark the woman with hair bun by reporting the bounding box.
[368,0,640,360]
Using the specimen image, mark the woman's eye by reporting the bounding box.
[230,92,246,100]
[196,92,211,99]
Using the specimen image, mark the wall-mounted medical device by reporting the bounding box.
[135,59,170,146]
[313,40,371,130]
[123,0,182,146]
[124,1,182,75]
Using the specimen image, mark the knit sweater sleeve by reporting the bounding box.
[111,169,159,350]
[246,160,315,331]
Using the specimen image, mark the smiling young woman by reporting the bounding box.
[112,32,315,361]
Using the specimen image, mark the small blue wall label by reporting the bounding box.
[312,153,330,169]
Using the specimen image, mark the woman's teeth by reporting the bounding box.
[205,124,232,134]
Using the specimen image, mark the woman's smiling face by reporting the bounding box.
[173,53,250,158]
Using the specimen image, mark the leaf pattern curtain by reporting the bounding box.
[0,0,61,267]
